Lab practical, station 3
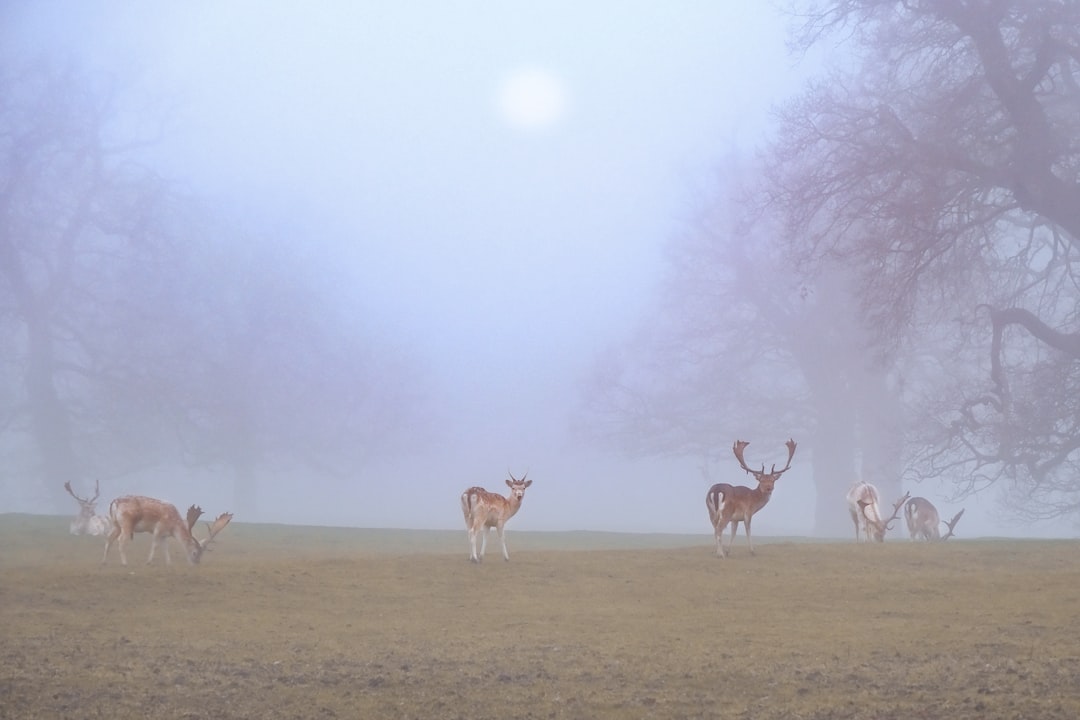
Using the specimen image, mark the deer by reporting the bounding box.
[102,495,233,566]
[905,496,966,541]
[64,480,110,536]
[905,496,940,541]
[705,438,797,558]
[460,472,532,563]
[847,483,908,542]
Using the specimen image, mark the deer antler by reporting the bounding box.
[774,439,797,477]
[941,509,965,540]
[186,505,205,532]
[732,440,757,478]
[733,439,798,480]
[200,512,234,549]
[884,491,911,531]
[64,479,100,506]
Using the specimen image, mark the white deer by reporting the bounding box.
[460,472,532,563]
[64,480,110,536]
[102,495,233,565]
[846,483,908,543]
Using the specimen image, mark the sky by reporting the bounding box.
[4,2,1070,538]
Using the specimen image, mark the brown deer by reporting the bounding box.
[460,472,532,563]
[905,496,940,541]
[102,496,233,565]
[64,480,110,536]
[847,483,908,542]
[705,439,797,558]
[905,496,966,541]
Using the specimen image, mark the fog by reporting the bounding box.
[3,2,1073,539]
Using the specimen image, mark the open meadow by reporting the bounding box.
[1,514,1079,719]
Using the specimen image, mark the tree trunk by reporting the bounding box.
[24,302,79,508]
[810,405,858,536]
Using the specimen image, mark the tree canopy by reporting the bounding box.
[769,0,1080,518]
[0,60,435,514]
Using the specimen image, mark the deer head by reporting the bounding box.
[505,471,532,500]
[64,480,109,535]
[861,491,910,542]
[185,505,234,562]
[732,438,797,496]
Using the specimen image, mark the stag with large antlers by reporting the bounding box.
[705,439,797,558]
[64,480,110,536]
[905,496,966,541]
[905,496,940,541]
[847,483,908,543]
[102,496,233,566]
[460,472,532,563]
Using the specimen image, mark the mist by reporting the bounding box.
[2,2,1074,540]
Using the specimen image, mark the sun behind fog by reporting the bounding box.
[496,67,568,132]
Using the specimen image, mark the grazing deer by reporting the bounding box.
[64,480,110,536]
[102,496,233,566]
[905,496,941,541]
[847,483,908,542]
[905,497,967,541]
[460,472,532,563]
[705,439,797,558]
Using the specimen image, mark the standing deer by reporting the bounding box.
[460,472,532,563]
[102,496,233,565]
[847,483,908,542]
[64,480,110,536]
[705,439,797,558]
[906,497,965,541]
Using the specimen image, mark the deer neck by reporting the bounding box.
[172,523,200,550]
[750,483,774,511]
[504,494,524,519]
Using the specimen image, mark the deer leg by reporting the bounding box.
[479,527,490,561]
[102,526,121,565]
[714,518,729,558]
[163,537,172,565]
[467,525,479,563]
[744,517,755,555]
[496,523,510,561]
[146,532,160,564]
[118,531,131,566]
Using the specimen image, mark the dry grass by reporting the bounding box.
[1,514,1078,719]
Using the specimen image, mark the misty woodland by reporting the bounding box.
[3,2,1079,540]
[3,3,1080,719]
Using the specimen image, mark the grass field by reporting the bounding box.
[1,514,1078,719]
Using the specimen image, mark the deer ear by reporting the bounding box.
[505,478,513,488]
[524,480,532,488]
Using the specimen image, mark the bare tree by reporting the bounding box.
[0,59,437,514]
[0,61,173,503]
[766,0,1080,520]
[579,162,904,534]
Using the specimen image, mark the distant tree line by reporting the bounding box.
[0,60,436,514]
